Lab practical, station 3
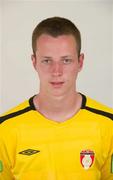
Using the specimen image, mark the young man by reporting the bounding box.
[0,17,113,180]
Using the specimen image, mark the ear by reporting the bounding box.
[31,54,37,70]
[78,53,84,72]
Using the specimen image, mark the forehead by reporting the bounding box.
[36,34,77,48]
[35,34,78,58]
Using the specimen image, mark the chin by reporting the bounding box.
[49,89,68,98]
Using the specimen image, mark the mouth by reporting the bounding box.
[50,82,64,88]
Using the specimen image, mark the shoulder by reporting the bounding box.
[86,95,113,113]
[81,94,113,145]
[81,93,113,121]
[0,96,35,125]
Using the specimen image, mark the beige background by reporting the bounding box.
[0,0,113,113]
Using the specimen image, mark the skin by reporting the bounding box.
[31,34,84,122]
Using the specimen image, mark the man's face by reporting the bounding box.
[32,34,84,97]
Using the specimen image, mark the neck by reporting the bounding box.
[33,91,82,122]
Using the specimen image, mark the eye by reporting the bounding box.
[63,59,72,64]
[41,59,52,64]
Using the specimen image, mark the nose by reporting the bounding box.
[51,62,63,76]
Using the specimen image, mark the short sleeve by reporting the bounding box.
[0,126,14,180]
[101,124,113,180]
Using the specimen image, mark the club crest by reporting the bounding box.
[80,150,95,169]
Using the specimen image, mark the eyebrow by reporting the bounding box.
[42,56,52,59]
[42,55,72,59]
[61,56,72,58]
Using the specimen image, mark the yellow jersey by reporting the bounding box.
[0,94,113,180]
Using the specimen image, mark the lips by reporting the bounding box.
[50,81,64,87]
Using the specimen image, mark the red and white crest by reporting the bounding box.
[80,150,95,169]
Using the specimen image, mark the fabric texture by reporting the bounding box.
[0,94,113,180]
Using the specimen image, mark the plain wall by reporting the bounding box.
[0,1,2,113]
[0,0,113,113]
[111,2,113,105]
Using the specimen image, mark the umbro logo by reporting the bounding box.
[19,149,40,156]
